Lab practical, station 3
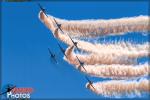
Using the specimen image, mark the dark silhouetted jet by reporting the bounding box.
[67,34,79,51]
[75,55,87,72]
[48,48,57,64]
[85,76,96,91]
[0,85,16,96]
[53,18,79,51]
[38,3,48,17]
[53,18,62,30]
[57,43,67,58]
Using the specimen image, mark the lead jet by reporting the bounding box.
[85,76,96,91]
[53,18,79,51]
[75,55,87,72]
[57,43,67,58]
[0,85,16,96]
[38,3,48,17]
[48,48,57,64]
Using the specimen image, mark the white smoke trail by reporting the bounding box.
[62,30,150,55]
[84,64,149,79]
[65,46,136,65]
[57,16,150,37]
[96,42,149,52]
[86,79,150,98]
[65,45,149,66]
[40,12,150,37]
[66,59,149,79]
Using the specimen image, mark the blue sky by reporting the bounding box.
[1,1,149,99]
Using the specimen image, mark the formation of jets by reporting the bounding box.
[0,85,16,96]
[38,4,96,91]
